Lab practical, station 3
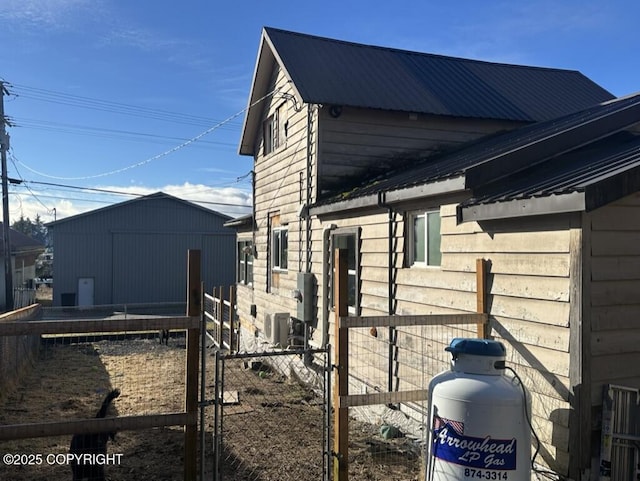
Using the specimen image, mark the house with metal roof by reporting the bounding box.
[229,26,637,479]
[48,192,235,307]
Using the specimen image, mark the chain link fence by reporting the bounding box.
[211,349,330,481]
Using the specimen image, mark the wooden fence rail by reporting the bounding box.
[0,249,202,481]
[204,285,236,351]
[332,251,490,481]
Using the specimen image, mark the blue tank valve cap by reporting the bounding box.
[445,338,506,358]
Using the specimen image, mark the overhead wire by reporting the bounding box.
[8,150,55,215]
[6,173,253,213]
[10,83,241,129]
[12,117,237,148]
[12,86,281,181]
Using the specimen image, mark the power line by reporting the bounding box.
[12,86,280,181]
[8,177,252,211]
[10,83,242,129]
[11,117,237,148]
[8,152,53,214]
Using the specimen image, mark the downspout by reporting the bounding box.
[321,224,337,347]
[377,192,397,395]
[305,104,314,274]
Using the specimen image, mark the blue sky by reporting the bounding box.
[1,0,638,222]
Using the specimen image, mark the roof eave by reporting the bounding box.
[383,176,467,204]
[239,28,306,157]
[459,191,586,223]
[310,175,466,217]
[239,30,275,156]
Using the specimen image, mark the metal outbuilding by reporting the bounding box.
[47,192,235,307]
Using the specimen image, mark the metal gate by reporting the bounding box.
[211,348,331,481]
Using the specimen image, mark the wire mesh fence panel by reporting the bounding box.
[213,349,330,481]
[337,321,479,481]
[0,310,193,481]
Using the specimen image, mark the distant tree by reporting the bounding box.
[11,214,49,245]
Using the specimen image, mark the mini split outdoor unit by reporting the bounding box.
[264,313,290,347]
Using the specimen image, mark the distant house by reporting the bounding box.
[47,192,235,306]
[0,223,46,309]
[225,27,640,478]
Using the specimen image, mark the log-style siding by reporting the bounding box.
[307,204,575,474]
[234,53,616,479]
[588,193,640,399]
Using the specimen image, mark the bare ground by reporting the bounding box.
[0,335,422,481]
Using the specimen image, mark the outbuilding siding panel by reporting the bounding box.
[50,194,235,306]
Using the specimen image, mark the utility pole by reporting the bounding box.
[0,81,13,311]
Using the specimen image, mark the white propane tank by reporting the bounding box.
[426,338,531,481]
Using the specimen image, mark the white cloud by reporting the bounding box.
[0,0,104,30]
[6,182,252,225]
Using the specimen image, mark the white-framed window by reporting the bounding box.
[262,103,287,156]
[237,240,253,285]
[409,210,441,267]
[272,227,288,271]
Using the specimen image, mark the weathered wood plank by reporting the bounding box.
[591,305,640,331]
[591,256,640,281]
[491,317,570,351]
[0,316,198,336]
[497,340,570,377]
[590,205,640,230]
[339,313,487,329]
[490,295,570,327]
[393,286,478,312]
[0,413,193,441]
[395,269,477,291]
[591,352,640,382]
[590,280,640,306]
[591,231,640,256]
[339,389,428,408]
[591,328,640,355]
[492,273,569,302]
[443,230,571,253]
[441,253,571,277]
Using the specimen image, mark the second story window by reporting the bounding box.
[263,113,277,155]
[272,228,288,271]
[262,103,287,156]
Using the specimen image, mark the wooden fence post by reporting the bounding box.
[229,285,236,352]
[476,258,489,339]
[216,286,223,348]
[185,249,201,481]
[334,248,349,481]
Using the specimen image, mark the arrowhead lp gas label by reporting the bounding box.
[432,416,517,471]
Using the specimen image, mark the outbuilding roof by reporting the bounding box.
[240,27,613,155]
[46,192,231,228]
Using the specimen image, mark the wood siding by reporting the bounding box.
[311,205,575,475]
[237,56,594,479]
[588,193,640,399]
[243,63,314,332]
[317,106,520,195]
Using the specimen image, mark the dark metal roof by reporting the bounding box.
[459,132,640,221]
[310,93,640,214]
[265,27,613,122]
[223,213,255,230]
